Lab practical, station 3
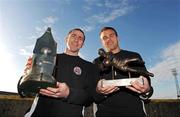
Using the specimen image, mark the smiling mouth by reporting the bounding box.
[71,43,79,48]
[73,42,78,46]
[107,42,113,46]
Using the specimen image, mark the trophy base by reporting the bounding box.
[19,80,56,97]
[101,77,143,87]
[18,73,56,97]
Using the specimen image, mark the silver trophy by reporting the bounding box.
[18,27,57,97]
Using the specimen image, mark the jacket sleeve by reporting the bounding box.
[92,58,108,103]
[135,53,154,99]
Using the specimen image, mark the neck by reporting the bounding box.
[110,47,121,54]
[64,48,79,56]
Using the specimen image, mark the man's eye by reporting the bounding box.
[71,34,76,37]
[79,37,83,40]
[110,33,115,37]
[103,37,108,40]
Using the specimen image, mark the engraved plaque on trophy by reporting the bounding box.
[18,27,57,97]
[101,77,144,87]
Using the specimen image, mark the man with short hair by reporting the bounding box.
[24,28,96,117]
[93,26,153,117]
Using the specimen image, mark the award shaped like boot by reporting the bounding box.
[18,27,57,97]
[97,48,154,87]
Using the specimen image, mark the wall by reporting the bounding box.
[145,99,180,117]
[0,94,180,117]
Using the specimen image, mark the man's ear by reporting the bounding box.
[80,42,84,49]
[117,36,120,42]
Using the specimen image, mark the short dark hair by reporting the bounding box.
[68,28,85,41]
[99,27,118,37]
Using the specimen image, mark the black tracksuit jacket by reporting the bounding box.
[26,53,96,117]
[93,49,151,117]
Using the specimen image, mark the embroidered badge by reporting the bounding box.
[73,66,82,75]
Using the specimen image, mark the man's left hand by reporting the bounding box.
[126,76,150,94]
[39,82,70,98]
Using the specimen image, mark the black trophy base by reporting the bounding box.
[18,80,56,97]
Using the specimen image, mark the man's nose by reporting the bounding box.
[74,37,79,41]
[106,37,111,41]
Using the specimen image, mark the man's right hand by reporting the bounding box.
[24,57,33,75]
[96,79,119,95]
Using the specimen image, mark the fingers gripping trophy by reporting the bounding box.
[18,27,57,97]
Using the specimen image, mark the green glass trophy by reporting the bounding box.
[18,27,57,97]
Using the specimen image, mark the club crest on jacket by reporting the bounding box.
[73,66,82,75]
